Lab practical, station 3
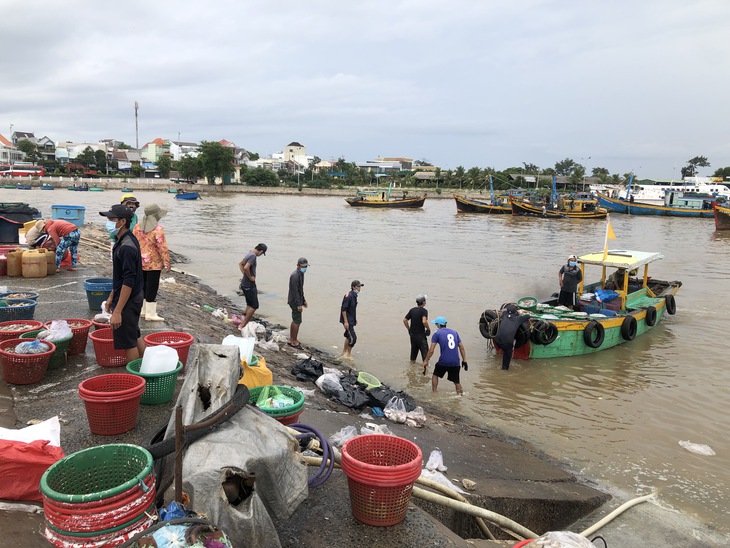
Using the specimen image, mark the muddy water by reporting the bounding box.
[15,189,730,537]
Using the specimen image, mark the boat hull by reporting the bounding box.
[713,202,730,230]
[454,195,511,214]
[510,199,608,219]
[345,195,426,208]
[597,193,714,217]
[175,192,200,200]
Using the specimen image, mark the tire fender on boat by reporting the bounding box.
[621,315,638,341]
[479,310,498,339]
[515,323,531,348]
[665,294,677,315]
[531,320,558,345]
[645,306,657,327]
[583,320,605,348]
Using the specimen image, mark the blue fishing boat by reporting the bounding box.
[41,183,54,190]
[174,190,200,200]
[16,184,33,190]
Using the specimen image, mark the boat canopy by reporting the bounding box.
[578,249,664,270]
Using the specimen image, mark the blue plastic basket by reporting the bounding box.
[0,298,38,321]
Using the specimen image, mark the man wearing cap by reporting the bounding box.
[558,254,583,309]
[118,194,140,234]
[99,204,145,362]
[495,304,531,370]
[403,294,430,363]
[238,243,268,331]
[422,316,467,395]
[339,280,363,360]
[287,257,309,348]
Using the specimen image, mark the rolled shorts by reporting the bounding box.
[290,304,302,324]
[433,363,460,384]
[112,292,143,350]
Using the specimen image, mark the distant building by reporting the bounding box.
[376,157,413,170]
[54,141,109,165]
[0,134,22,164]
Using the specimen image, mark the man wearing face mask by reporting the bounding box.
[287,257,309,348]
[339,280,363,360]
[111,194,140,241]
[99,204,145,363]
[558,254,583,310]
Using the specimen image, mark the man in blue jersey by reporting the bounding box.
[422,316,468,395]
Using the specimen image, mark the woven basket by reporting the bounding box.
[20,330,73,370]
[143,331,194,370]
[0,337,55,385]
[45,319,92,356]
[78,375,145,435]
[0,298,38,322]
[125,358,182,405]
[248,385,305,424]
[0,320,44,342]
[89,328,127,367]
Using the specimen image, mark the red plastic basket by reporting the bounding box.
[45,319,93,356]
[275,409,303,426]
[78,374,145,435]
[143,331,194,370]
[0,338,56,385]
[89,328,128,367]
[91,319,110,331]
[0,320,45,341]
[340,435,422,526]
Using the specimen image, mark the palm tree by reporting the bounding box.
[454,166,466,190]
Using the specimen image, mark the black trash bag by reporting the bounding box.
[368,386,417,412]
[291,358,324,382]
[332,387,371,409]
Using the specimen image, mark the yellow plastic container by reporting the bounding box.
[7,249,24,277]
[42,248,56,275]
[22,249,47,278]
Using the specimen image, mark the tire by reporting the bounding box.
[531,320,558,345]
[515,323,530,348]
[645,306,657,327]
[479,310,498,339]
[583,321,605,348]
[621,315,638,341]
[665,294,677,315]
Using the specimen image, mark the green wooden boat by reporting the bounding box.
[121,187,133,192]
[479,249,681,359]
[168,188,178,193]
[2,184,17,189]
[89,187,104,191]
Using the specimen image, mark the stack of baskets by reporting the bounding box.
[0,298,38,322]
[0,338,56,384]
[126,358,183,405]
[248,385,305,425]
[340,434,423,526]
[143,331,194,372]
[89,328,128,367]
[40,444,157,547]
[78,374,146,435]
[20,330,73,370]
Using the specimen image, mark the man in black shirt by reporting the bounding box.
[339,280,362,360]
[495,303,531,371]
[287,257,308,348]
[403,294,430,363]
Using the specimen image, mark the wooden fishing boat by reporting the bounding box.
[478,249,681,359]
[67,183,89,191]
[174,190,200,200]
[713,202,730,230]
[597,191,716,218]
[88,187,104,192]
[510,195,608,219]
[121,187,133,193]
[454,194,511,213]
[15,184,33,190]
[167,188,179,194]
[345,183,425,208]
[40,183,54,190]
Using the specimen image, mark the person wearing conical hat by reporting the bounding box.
[111,194,140,240]
[133,204,170,322]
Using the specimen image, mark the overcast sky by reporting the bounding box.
[2,0,728,179]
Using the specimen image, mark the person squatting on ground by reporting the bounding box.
[558,254,583,309]
[133,203,170,322]
[238,243,267,331]
[287,257,309,348]
[403,294,430,363]
[35,219,81,270]
[99,204,146,363]
[422,316,467,395]
[494,303,531,371]
[339,280,363,360]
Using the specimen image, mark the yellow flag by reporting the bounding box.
[603,215,616,259]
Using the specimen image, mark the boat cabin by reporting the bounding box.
[664,190,715,210]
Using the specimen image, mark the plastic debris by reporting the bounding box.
[679,440,716,456]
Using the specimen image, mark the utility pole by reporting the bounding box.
[134,101,139,152]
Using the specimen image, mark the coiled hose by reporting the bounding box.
[289,423,335,488]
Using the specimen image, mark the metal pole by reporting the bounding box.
[175,405,185,503]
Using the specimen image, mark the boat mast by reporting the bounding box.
[551,175,558,206]
[489,176,496,204]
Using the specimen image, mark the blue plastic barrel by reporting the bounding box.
[83,278,113,311]
[51,205,86,227]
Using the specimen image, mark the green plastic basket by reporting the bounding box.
[40,444,153,504]
[516,296,539,312]
[357,371,381,390]
[20,330,73,370]
[125,358,183,405]
[248,385,305,417]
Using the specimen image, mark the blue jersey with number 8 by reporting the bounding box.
[431,328,461,367]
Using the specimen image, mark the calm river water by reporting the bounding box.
[11,188,730,538]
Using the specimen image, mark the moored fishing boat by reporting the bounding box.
[40,183,54,190]
[597,190,716,218]
[454,175,512,213]
[345,182,426,208]
[174,190,200,200]
[713,202,730,230]
[510,176,608,219]
[478,249,681,359]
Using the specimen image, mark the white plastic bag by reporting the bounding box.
[239,321,265,338]
[678,440,716,456]
[384,396,408,424]
[530,531,596,547]
[329,425,358,447]
[426,449,448,472]
[140,345,179,374]
[257,339,279,352]
[315,373,343,396]
[221,335,255,364]
[406,406,427,426]
[420,469,467,495]
[37,320,73,342]
[360,423,393,436]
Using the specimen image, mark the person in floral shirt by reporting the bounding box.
[133,203,170,321]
